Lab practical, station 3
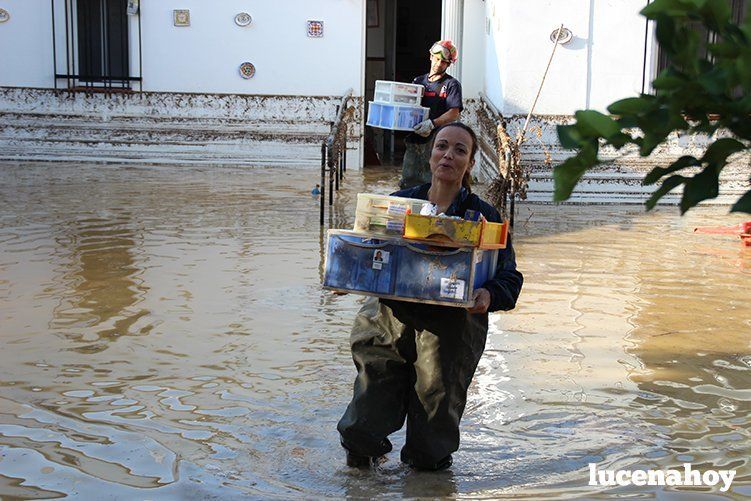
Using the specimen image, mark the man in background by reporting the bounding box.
[400,40,463,189]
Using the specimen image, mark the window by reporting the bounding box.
[53,0,142,90]
[76,0,130,86]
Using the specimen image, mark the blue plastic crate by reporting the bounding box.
[323,231,498,307]
[394,242,498,305]
[323,232,397,295]
[366,102,429,131]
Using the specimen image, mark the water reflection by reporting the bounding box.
[49,213,149,353]
[625,244,751,488]
[0,163,749,498]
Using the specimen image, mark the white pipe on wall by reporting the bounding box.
[441,0,464,80]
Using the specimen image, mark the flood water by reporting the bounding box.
[1,162,750,499]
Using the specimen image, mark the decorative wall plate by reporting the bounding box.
[173,9,190,27]
[0,9,10,23]
[235,12,252,27]
[239,62,256,79]
[550,26,573,44]
[307,20,324,38]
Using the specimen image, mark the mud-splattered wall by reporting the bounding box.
[469,98,749,205]
[0,88,362,168]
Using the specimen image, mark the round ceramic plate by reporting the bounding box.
[239,62,256,79]
[235,12,252,27]
[0,9,10,23]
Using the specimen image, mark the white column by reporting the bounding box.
[441,0,464,80]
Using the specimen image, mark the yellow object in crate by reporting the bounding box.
[403,214,508,249]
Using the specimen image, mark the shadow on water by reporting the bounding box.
[0,162,749,498]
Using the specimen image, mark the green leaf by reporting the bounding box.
[608,132,633,149]
[730,189,751,214]
[707,42,740,58]
[640,131,669,156]
[680,165,720,213]
[697,68,728,95]
[646,175,686,210]
[654,15,678,52]
[574,110,621,140]
[616,115,640,129]
[699,0,731,31]
[643,155,700,185]
[607,97,655,115]
[553,143,599,202]
[642,0,703,19]
[700,137,746,166]
[652,73,686,90]
[557,125,584,150]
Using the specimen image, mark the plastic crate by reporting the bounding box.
[323,231,398,295]
[353,193,426,236]
[374,80,424,106]
[323,230,499,308]
[366,102,429,131]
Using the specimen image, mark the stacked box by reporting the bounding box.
[366,102,430,131]
[366,80,429,131]
[353,193,425,236]
[403,214,509,249]
[373,80,423,105]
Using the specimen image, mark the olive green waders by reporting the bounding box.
[337,297,488,470]
[399,140,432,189]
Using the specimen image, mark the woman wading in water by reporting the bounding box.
[337,122,524,470]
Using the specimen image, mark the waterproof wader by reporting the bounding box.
[400,141,432,189]
[337,297,488,470]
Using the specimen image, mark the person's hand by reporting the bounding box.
[467,288,490,314]
[413,119,434,137]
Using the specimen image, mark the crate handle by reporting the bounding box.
[333,235,390,249]
[403,243,465,256]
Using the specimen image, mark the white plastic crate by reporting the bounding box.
[366,102,429,131]
[374,80,423,106]
[353,193,426,236]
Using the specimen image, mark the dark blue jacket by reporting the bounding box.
[391,183,523,312]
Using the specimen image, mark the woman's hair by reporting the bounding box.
[430,122,478,193]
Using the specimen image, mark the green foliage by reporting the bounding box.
[554,0,750,214]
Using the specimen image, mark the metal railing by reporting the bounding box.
[320,89,355,226]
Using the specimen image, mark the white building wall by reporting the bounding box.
[588,0,648,110]
[0,0,54,88]
[1,0,365,97]
[140,1,364,96]
[483,0,647,115]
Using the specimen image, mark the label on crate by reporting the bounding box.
[386,202,408,215]
[372,249,389,270]
[440,278,465,300]
[385,220,405,232]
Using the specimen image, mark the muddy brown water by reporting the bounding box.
[0,162,750,499]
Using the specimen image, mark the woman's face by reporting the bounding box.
[429,126,474,185]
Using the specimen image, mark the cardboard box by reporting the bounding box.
[403,214,508,249]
